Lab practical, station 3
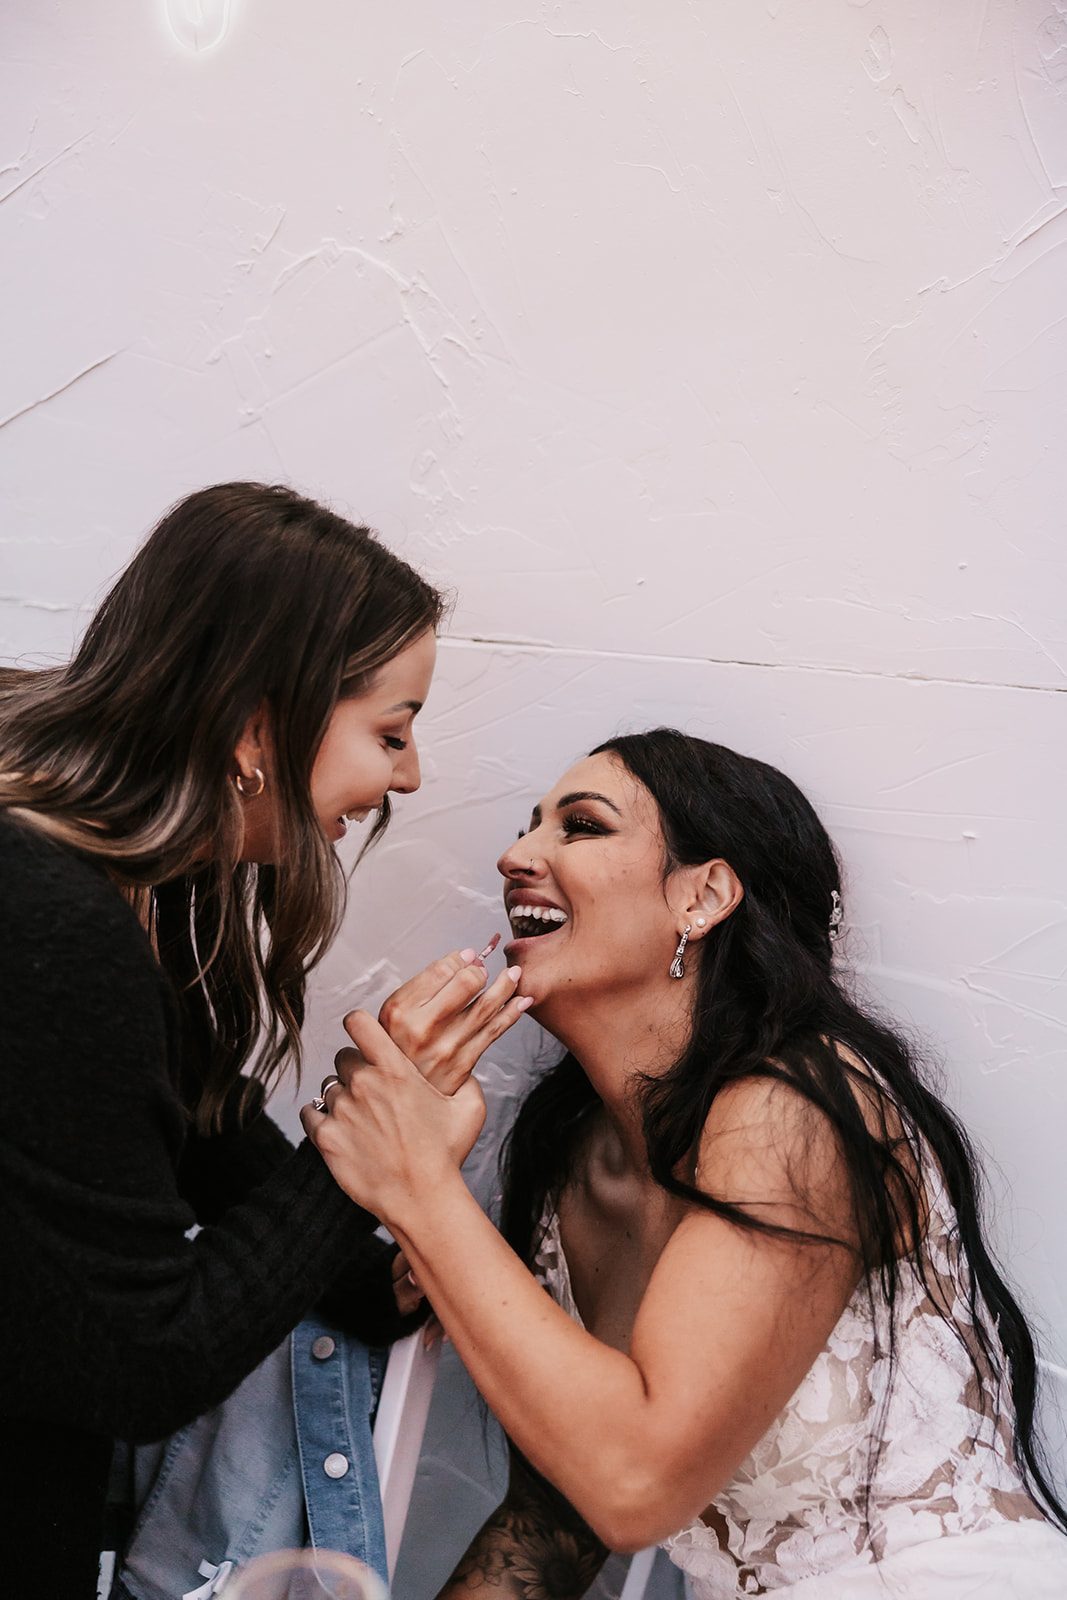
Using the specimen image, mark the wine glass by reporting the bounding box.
[223,1549,389,1600]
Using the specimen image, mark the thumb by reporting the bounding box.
[452,1073,486,1123]
[449,1075,487,1163]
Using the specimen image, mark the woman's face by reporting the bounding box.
[310,628,437,844]
[236,628,436,862]
[497,751,687,1018]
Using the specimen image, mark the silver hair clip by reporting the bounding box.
[828,889,843,942]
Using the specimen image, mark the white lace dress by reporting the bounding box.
[533,1169,1067,1598]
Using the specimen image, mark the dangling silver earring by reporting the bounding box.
[670,925,691,979]
[235,767,265,799]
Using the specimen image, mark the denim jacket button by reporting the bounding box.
[311,1336,336,1360]
[324,1452,350,1479]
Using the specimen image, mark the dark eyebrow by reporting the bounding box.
[556,790,623,817]
[526,791,623,831]
[383,699,422,715]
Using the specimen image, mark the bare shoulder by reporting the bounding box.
[694,1067,859,1250]
[833,1041,908,1141]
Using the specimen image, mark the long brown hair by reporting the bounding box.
[0,482,445,1128]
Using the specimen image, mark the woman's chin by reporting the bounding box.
[502,936,559,1006]
[503,924,569,959]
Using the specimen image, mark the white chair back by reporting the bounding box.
[372,1332,444,1582]
[371,1332,656,1598]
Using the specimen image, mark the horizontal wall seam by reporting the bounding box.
[441,636,1066,697]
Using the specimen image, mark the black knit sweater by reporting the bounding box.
[0,814,405,1593]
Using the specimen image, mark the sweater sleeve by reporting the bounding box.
[174,1075,308,1226]
[0,821,379,1442]
[179,1081,429,1345]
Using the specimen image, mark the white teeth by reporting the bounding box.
[509,905,568,925]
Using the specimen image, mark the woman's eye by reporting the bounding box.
[516,827,527,840]
[384,736,408,751]
[561,813,609,838]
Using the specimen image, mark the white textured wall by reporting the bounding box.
[3,0,1065,1578]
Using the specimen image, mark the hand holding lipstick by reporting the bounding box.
[370,934,533,1096]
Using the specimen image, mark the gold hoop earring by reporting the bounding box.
[235,767,265,799]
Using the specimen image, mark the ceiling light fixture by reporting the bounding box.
[163,0,232,53]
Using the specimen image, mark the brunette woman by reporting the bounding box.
[0,483,523,1596]
[307,729,1067,1598]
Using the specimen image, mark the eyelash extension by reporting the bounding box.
[517,815,609,841]
[561,813,609,837]
[384,736,408,751]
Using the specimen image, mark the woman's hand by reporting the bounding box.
[375,939,532,1095]
[301,1010,487,1225]
[393,1252,447,1346]
[391,1248,426,1317]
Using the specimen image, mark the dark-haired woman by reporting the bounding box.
[0,482,525,1597]
[305,730,1067,1598]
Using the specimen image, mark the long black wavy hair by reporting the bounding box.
[501,728,1065,1529]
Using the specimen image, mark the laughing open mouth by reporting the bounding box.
[508,903,569,939]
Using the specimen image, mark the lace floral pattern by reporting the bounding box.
[533,1170,1041,1599]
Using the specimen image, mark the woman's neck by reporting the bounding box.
[545,978,696,1172]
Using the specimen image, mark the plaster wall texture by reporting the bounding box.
[2,0,1065,1589]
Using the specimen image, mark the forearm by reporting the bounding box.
[304,1040,656,1517]
[176,1077,295,1223]
[438,1445,609,1600]
[306,1016,858,1547]
[1,1134,377,1442]
[387,1176,662,1541]
[315,1233,430,1345]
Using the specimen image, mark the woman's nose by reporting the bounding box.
[390,742,422,795]
[497,837,537,878]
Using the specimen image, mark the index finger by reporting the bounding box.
[342,1008,430,1079]
[373,946,482,1023]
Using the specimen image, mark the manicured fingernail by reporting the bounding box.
[459,948,477,963]
[507,965,521,982]
[516,996,535,1012]
[478,935,500,960]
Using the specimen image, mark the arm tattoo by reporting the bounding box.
[440,1443,610,1600]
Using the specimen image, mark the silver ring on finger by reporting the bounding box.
[312,1073,343,1113]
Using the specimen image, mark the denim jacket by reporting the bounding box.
[113,1317,387,1600]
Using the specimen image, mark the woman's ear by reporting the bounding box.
[681,860,743,939]
[233,701,272,785]
[232,703,278,863]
